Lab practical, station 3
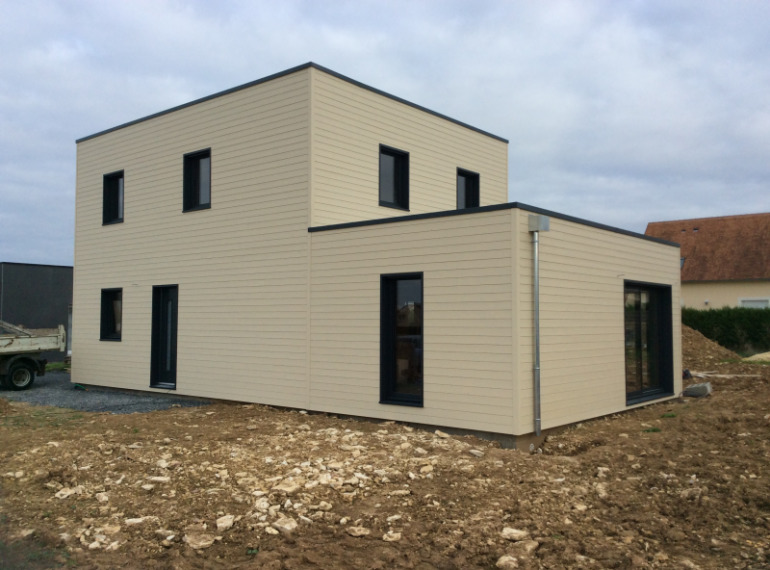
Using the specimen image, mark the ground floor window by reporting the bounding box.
[380,273,423,406]
[624,281,673,404]
[151,285,178,389]
[739,298,769,309]
[100,288,122,341]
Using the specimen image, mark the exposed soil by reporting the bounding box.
[1,326,769,569]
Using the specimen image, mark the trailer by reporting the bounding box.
[0,320,66,390]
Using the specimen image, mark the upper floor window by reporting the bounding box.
[103,170,124,224]
[457,168,479,209]
[183,149,211,212]
[379,145,409,210]
[100,288,122,341]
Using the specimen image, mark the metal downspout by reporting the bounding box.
[528,215,549,437]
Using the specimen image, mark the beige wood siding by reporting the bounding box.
[309,210,515,434]
[309,68,508,226]
[513,210,682,434]
[682,280,770,309]
[73,70,312,405]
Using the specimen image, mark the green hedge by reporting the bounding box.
[682,307,770,356]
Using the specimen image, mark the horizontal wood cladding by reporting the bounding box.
[513,209,682,433]
[309,210,515,434]
[73,70,312,406]
[309,68,508,227]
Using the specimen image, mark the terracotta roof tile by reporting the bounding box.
[645,213,770,282]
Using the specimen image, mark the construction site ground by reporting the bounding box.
[1,326,769,569]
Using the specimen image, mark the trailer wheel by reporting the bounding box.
[8,361,35,391]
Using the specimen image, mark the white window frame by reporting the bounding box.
[738,298,770,309]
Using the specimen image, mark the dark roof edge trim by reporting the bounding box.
[0,261,73,269]
[76,62,508,144]
[308,201,680,247]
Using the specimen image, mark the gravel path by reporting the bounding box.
[1,371,210,414]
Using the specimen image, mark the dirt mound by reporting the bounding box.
[682,324,740,370]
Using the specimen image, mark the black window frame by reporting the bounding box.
[100,288,123,341]
[183,148,211,212]
[623,280,674,405]
[102,170,124,225]
[380,272,424,407]
[457,168,480,209]
[379,145,409,211]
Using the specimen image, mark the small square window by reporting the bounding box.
[100,288,122,341]
[457,168,479,209]
[103,171,124,224]
[379,145,409,210]
[183,149,211,212]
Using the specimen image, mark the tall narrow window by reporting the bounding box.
[183,149,211,211]
[379,145,409,210]
[457,168,479,209]
[100,288,122,341]
[381,273,423,406]
[624,281,673,404]
[103,171,124,224]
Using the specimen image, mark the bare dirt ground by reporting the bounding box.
[1,327,769,569]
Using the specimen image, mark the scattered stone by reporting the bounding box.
[435,430,450,439]
[95,492,109,503]
[55,486,84,499]
[272,517,298,535]
[184,533,216,549]
[382,531,401,542]
[420,465,434,474]
[148,476,170,483]
[216,515,235,531]
[501,528,531,541]
[496,554,520,568]
[469,449,484,458]
[510,540,539,556]
[346,526,370,537]
[272,480,301,495]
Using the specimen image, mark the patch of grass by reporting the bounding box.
[643,427,662,433]
[247,547,260,555]
[661,413,677,418]
[1,410,85,429]
[45,362,68,373]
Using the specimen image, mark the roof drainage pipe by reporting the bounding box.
[528,214,550,437]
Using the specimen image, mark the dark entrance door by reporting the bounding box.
[151,285,178,389]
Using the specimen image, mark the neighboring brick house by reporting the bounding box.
[73,63,681,445]
[645,213,770,309]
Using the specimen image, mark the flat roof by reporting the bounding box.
[309,201,680,248]
[77,62,509,144]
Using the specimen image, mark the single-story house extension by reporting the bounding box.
[74,63,681,446]
[0,262,73,361]
[645,213,770,309]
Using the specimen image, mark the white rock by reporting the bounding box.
[501,528,531,541]
[125,517,152,526]
[88,540,101,550]
[216,515,235,531]
[382,531,401,542]
[272,480,300,495]
[148,476,170,483]
[264,527,279,535]
[346,526,370,537]
[95,492,109,503]
[272,517,298,534]
[435,430,450,438]
[316,501,333,511]
[387,514,402,523]
[496,554,520,569]
[510,540,539,556]
[184,533,216,549]
[469,449,484,457]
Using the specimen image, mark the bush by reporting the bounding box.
[682,307,770,356]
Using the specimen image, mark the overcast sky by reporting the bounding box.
[1,0,768,266]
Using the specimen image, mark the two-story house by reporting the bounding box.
[74,63,681,446]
